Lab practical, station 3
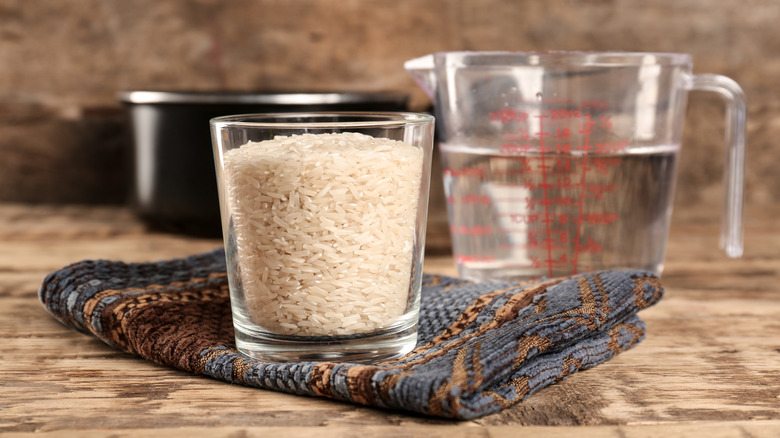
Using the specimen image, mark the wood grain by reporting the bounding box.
[1,203,779,436]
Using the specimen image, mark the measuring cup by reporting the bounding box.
[405,51,746,281]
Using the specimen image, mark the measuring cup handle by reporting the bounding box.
[687,74,747,258]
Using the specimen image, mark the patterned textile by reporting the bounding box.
[39,249,662,419]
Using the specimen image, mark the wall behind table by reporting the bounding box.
[0,0,777,214]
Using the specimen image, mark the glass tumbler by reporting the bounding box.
[210,112,434,362]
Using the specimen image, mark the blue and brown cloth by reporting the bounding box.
[39,249,662,420]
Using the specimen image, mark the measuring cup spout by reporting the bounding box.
[404,54,437,99]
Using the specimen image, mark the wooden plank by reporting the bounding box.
[2,421,780,438]
[1,203,779,434]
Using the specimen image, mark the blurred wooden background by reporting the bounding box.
[0,0,777,217]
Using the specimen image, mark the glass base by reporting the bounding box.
[234,322,418,363]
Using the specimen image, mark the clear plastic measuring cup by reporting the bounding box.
[406,52,746,281]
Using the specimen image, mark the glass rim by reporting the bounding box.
[210,111,434,129]
[435,51,693,67]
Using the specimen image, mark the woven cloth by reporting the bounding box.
[39,248,662,420]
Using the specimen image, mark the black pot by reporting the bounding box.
[120,91,408,237]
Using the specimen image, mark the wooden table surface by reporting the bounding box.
[1,203,779,437]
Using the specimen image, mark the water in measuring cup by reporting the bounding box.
[440,143,680,281]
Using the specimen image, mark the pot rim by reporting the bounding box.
[119,91,408,106]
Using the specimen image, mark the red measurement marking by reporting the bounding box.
[535,162,553,172]
[490,108,530,124]
[595,140,629,154]
[576,238,603,254]
[542,253,579,269]
[549,110,583,119]
[455,254,497,263]
[508,213,539,224]
[600,115,613,129]
[499,143,532,155]
[533,255,579,268]
[485,107,620,276]
[554,128,571,139]
[574,212,619,225]
[536,114,554,278]
[531,227,576,235]
[517,126,531,140]
[585,183,617,200]
[492,169,581,178]
[591,158,621,175]
[502,129,531,142]
[554,157,572,172]
[555,177,574,189]
[578,117,597,134]
[497,156,536,172]
[447,194,492,205]
[535,181,554,190]
[450,225,494,236]
[571,114,593,275]
[576,145,593,154]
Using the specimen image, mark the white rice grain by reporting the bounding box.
[223,132,423,336]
